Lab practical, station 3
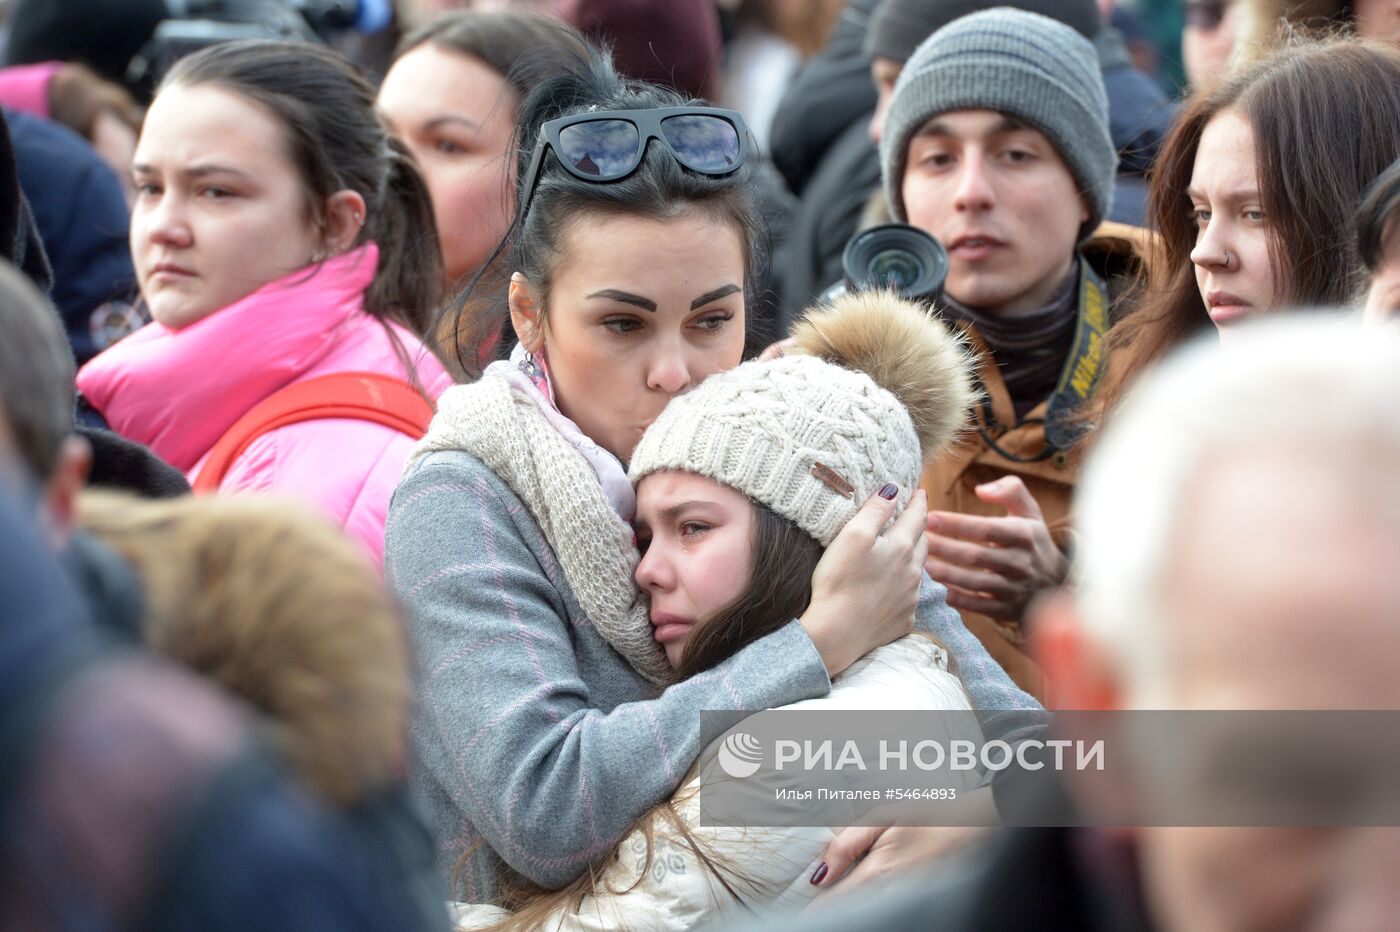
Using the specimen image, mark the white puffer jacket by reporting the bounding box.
[453,635,977,930]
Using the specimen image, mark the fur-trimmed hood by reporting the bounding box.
[76,491,411,808]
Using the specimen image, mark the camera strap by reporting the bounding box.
[1042,258,1110,450]
[974,258,1110,461]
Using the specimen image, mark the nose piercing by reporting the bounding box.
[1222,249,1234,270]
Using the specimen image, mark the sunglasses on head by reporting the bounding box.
[1184,0,1229,29]
[518,106,749,216]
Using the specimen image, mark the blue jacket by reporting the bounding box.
[5,107,139,363]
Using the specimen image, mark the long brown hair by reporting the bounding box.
[1093,38,1400,419]
[397,10,589,92]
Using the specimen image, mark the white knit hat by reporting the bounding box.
[629,291,975,546]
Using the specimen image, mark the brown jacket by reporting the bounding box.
[920,221,1150,703]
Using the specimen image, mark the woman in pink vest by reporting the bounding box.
[76,39,452,566]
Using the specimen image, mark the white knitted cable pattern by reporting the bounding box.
[629,356,922,547]
[407,373,674,685]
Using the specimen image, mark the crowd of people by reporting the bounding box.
[1,0,1399,929]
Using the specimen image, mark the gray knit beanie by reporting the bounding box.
[629,292,975,547]
[880,7,1115,241]
[863,0,1100,65]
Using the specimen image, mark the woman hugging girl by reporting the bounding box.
[454,289,981,929]
[387,40,1043,914]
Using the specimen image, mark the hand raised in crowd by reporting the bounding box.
[800,486,929,677]
[925,475,1069,624]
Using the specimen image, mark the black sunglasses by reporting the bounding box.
[518,106,749,216]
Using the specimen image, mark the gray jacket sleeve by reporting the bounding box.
[913,575,1050,746]
[386,455,832,889]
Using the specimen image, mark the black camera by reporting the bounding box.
[821,223,949,306]
[128,0,391,89]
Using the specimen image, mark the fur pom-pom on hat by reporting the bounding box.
[789,290,976,460]
[629,291,975,546]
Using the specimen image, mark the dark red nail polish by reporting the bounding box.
[810,862,829,885]
[879,483,898,500]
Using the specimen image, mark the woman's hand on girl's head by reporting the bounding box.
[800,487,929,678]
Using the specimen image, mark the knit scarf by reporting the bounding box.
[406,358,673,686]
[942,259,1080,419]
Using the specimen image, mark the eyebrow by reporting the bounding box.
[587,289,656,312]
[424,115,481,132]
[690,283,741,309]
[659,500,718,523]
[586,283,742,314]
[131,163,254,181]
[1185,186,1261,203]
[635,499,719,533]
[914,116,1029,141]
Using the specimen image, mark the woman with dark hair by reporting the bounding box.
[378,12,590,296]
[1093,39,1400,415]
[453,291,982,929]
[75,39,452,566]
[1358,157,1400,324]
[386,46,1042,905]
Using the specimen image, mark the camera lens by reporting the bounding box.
[840,224,948,304]
[867,249,923,291]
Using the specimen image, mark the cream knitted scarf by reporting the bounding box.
[406,367,674,686]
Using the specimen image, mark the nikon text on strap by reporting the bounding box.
[971,258,1110,462]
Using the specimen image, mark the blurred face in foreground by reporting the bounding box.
[1140,446,1400,932]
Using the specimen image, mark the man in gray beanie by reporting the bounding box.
[865,0,1101,145]
[776,0,1170,322]
[880,7,1117,244]
[880,8,1152,706]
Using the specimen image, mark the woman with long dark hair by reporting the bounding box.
[386,46,1042,905]
[454,291,983,929]
[747,33,1400,901]
[1094,39,1400,416]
